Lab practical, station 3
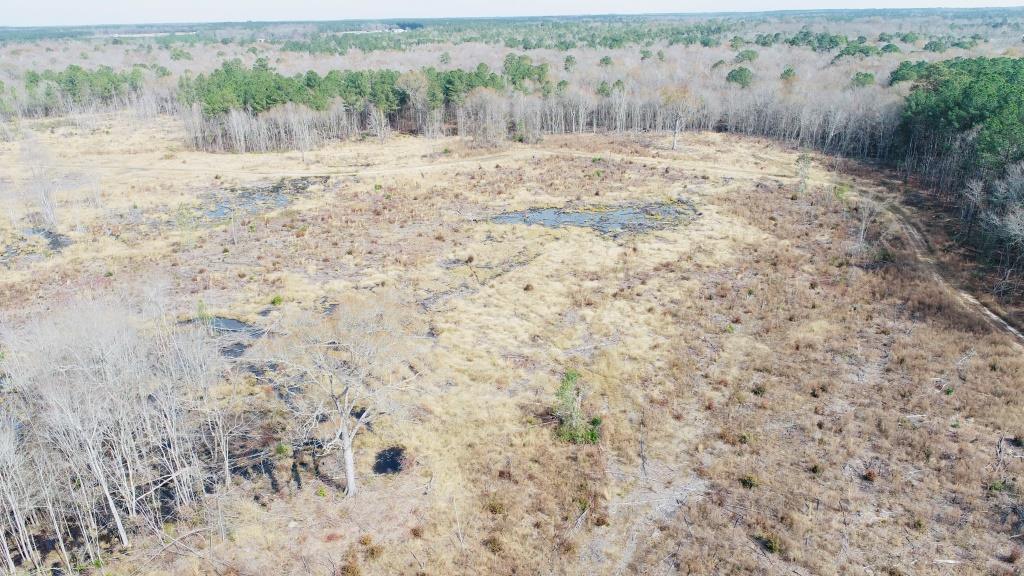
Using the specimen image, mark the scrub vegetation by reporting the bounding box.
[1,7,1024,575]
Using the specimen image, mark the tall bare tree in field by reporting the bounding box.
[268,295,417,497]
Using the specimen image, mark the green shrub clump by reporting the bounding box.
[726,67,753,88]
[734,49,758,63]
[850,72,876,88]
[554,369,601,444]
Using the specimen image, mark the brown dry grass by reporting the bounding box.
[1,115,1022,575]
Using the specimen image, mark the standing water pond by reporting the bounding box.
[205,176,329,220]
[492,198,698,236]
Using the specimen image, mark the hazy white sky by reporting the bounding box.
[3,0,1022,27]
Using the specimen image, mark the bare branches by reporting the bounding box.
[263,293,418,497]
[181,99,360,153]
[0,295,230,570]
[18,132,59,230]
[458,88,509,148]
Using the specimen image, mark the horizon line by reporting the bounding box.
[4,5,1024,30]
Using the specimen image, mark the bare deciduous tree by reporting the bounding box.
[397,71,442,137]
[18,132,59,230]
[459,88,508,148]
[267,294,418,497]
[367,104,391,144]
[660,85,698,150]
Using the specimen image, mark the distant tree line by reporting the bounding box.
[176,56,551,151]
[272,21,982,57]
[2,64,173,118]
[178,57,516,116]
[23,66,144,111]
[167,53,898,157]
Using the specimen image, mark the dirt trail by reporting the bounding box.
[887,202,1024,348]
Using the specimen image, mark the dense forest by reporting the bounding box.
[897,57,1024,295]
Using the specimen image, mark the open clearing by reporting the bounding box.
[1,116,1023,575]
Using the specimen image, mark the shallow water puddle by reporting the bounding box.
[186,316,266,357]
[492,198,697,235]
[210,317,265,358]
[246,361,280,378]
[205,176,329,220]
[207,316,266,337]
[25,227,73,251]
[1,228,72,264]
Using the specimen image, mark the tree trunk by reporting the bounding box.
[97,471,130,548]
[343,438,357,497]
[44,494,72,571]
[2,488,36,569]
[1,530,16,574]
[223,435,232,487]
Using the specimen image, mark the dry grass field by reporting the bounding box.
[1,115,1023,575]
